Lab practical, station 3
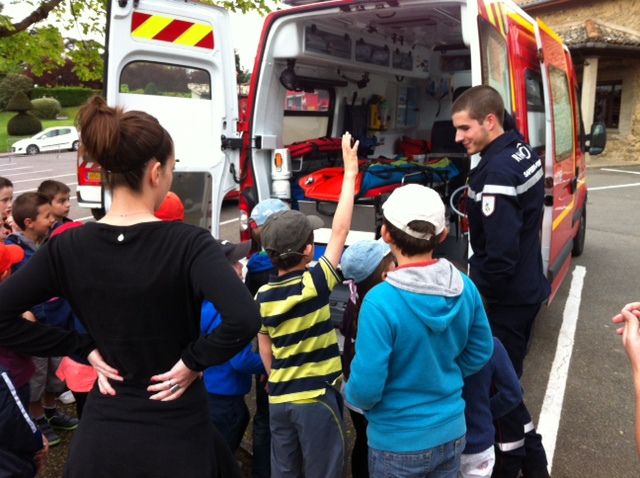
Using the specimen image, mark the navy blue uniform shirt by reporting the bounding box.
[466,129,551,305]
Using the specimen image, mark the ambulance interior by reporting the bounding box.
[251,3,482,263]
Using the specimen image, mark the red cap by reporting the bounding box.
[155,192,185,222]
[0,242,25,274]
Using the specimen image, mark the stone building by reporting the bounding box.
[516,0,640,163]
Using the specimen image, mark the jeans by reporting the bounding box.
[207,394,250,453]
[252,377,271,478]
[369,436,466,478]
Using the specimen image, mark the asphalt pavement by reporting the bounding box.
[2,152,640,476]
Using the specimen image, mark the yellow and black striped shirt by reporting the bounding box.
[257,256,343,404]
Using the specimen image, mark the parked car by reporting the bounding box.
[11,127,80,155]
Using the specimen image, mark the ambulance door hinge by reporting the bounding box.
[537,49,544,63]
[221,135,243,150]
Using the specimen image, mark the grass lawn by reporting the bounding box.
[0,106,80,153]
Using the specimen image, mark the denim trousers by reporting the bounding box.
[207,393,250,453]
[369,436,466,478]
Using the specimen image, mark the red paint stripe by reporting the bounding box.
[154,19,193,43]
[131,11,151,32]
[195,31,214,49]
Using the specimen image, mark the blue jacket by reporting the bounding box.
[462,337,522,454]
[200,301,264,397]
[346,259,493,453]
[466,130,551,305]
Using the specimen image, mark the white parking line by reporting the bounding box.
[14,182,78,195]
[590,182,640,191]
[601,168,640,175]
[220,217,239,225]
[537,265,586,474]
[3,169,53,177]
[0,166,31,172]
[11,173,75,184]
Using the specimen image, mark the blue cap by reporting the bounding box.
[340,239,391,283]
[250,198,289,226]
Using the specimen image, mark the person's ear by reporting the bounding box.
[438,227,449,244]
[23,217,33,229]
[303,242,314,259]
[148,160,162,187]
[381,224,393,245]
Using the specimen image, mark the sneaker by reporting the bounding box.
[35,417,61,447]
[57,390,76,405]
[46,411,79,431]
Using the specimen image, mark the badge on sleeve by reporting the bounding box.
[482,195,495,217]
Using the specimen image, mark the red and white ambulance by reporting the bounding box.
[88,0,605,300]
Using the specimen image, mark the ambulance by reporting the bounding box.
[83,0,606,300]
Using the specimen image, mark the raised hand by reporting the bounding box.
[341,132,360,177]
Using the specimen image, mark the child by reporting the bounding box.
[246,197,289,478]
[37,180,72,232]
[245,198,289,295]
[346,183,494,478]
[5,192,78,447]
[202,239,265,453]
[460,337,522,478]
[0,177,13,242]
[340,239,396,478]
[0,242,47,478]
[256,132,359,478]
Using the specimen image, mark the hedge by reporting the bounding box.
[32,87,100,107]
[7,113,42,136]
[32,97,62,119]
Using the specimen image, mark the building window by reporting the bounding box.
[595,81,621,129]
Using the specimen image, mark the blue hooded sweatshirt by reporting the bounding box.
[201,301,264,396]
[345,258,493,453]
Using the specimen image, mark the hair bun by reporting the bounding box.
[76,96,122,170]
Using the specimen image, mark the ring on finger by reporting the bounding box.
[170,383,181,394]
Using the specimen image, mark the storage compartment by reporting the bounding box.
[250,0,473,261]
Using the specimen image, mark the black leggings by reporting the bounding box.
[349,409,369,478]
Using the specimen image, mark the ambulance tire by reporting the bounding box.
[91,207,106,221]
[572,206,586,257]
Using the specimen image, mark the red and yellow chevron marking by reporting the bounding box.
[131,11,214,50]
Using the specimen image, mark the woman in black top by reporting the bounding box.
[0,96,261,477]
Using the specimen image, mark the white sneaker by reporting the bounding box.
[57,390,76,404]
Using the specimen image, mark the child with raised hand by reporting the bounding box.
[340,239,396,478]
[346,184,494,478]
[256,131,359,478]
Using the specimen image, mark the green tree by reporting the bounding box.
[235,51,251,85]
[0,0,272,82]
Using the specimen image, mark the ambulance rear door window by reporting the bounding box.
[119,61,211,100]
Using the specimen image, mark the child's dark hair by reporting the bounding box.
[356,253,395,299]
[12,192,50,230]
[37,180,70,200]
[267,231,314,270]
[0,177,13,189]
[76,96,173,192]
[383,218,438,256]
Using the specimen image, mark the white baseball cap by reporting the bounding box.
[382,184,446,240]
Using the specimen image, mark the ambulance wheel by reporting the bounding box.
[572,206,586,257]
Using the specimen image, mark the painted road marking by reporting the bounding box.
[0,166,31,172]
[14,182,77,195]
[2,169,52,177]
[220,217,239,225]
[537,265,586,474]
[11,173,75,184]
[590,182,640,191]
[601,168,640,176]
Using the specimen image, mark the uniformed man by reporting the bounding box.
[452,85,551,478]
[452,85,550,376]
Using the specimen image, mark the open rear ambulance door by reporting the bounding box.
[535,19,576,300]
[106,0,240,236]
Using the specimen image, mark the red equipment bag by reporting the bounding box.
[287,137,343,158]
[298,167,364,201]
[398,136,430,156]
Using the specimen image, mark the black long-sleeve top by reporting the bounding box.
[0,221,261,381]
